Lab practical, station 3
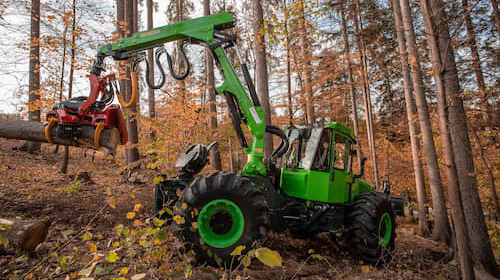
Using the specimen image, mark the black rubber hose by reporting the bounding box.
[166,43,191,80]
[144,48,167,89]
[265,125,289,159]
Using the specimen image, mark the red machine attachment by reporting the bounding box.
[46,73,128,147]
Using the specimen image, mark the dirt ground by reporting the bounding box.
[0,139,461,279]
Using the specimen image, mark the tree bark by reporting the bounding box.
[491,0,500,40]
[253,0,274,158]
[25,0,41,152]
[420,1,475,278]
[284,0,293,125]
[392,0,431,237]
[340,3,362,171]
[400,0,451,241]
[298,1,314,124]
[122,0,140,165]
[0,218,50,252]
[204,0,222,171]
[0,120,121,154]
[427,0,499,275]
[462,0,491,126]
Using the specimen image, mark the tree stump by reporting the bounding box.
[0,218,50,252]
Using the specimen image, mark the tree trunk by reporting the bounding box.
[420,1,475,278]
[123,0,140,165]
[0,218,50,252]
[204,0,222,171]
[253,0,274,158]
[400,0,450,242]
[491,0,500,40]
[25,0,41,152]
[462,0,491,126]
[353,0,379,188]
[0,120,121,154]
[298,1,314,124]
[340,3,362,171]
[284,0,293,125]
[147,0,155,127]
[62,0,77,175]
[427,0,499,275]
[392,0,431,237]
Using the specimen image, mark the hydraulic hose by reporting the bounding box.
[145,47,167,89]
[166,42,191,80]
[265,125,289,159]
[116,70,138,108]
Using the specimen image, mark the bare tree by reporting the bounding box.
[427,0,498,275]
[419,1,474,278]
[491,0,500,39]
[204,0,222,170]
[253,0,273,158]
[392,0,431,236]
[298,0,314,124]
[400,0,450,241]
[284,0,293,124]
[340,2,362,170]
[352,0,379,188]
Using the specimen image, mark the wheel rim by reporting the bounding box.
[378,212,392,247]
[197,199,244,248]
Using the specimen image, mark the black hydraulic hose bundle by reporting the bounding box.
[166,42,191,81]
[266,125,289,159]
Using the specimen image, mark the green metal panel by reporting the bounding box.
[350,178,374,200]
[280,169,331,202]
[324,122,355,140]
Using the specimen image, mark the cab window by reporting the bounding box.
[312,129,332,172]
[334,134,347,170]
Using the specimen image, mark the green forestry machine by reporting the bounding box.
[87,12,404,266]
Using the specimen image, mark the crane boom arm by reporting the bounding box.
[92,12,267,176]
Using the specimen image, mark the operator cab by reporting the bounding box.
[280,122,357,203]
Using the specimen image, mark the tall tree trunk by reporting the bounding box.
[340,3,362,171]
[298,0,314,124]
[284,0,293,125]
[124,0,140,165]
[462,0,491,126]
[419,1,475,278]
[26,0,41,152]
[147,0,155,125]
[427,0,498,275]
[253,0,274,158]
[204,0,222,170]
[400,0,450,241]
[62,0,77,175]
[353,0,378,188]
[392,0,431,237]
[491,0,500,40]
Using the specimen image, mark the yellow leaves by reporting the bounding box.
[126,212,136,219]
[230,245,246,256]
[87,242,97,252]
[106,251,118,263]
[134,203,142,212]
[120,267,129,275]
[133,219,142,227]
[362,265,372,274]
[153,217,166,227]
[181,203,187,210]
[83,232,93,241]
[173,215,185,225]
[112,241,120,248]
[255,247,282,267]
[191,222,198,230]
[153,176,165,185]
[242,255,251,267]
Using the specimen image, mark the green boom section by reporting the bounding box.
[95,12,267,176]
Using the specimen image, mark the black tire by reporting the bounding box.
[344,192,396,264]
[172,172,269,267]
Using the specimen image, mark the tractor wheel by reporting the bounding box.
[172,172,269,267]
[344,192,396,264]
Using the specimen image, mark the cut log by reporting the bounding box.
[0,217,50,252]
[0,120,120,154]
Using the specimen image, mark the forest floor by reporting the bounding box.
[0,138,494,279]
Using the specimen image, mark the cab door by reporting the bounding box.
[329,133,351,203]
